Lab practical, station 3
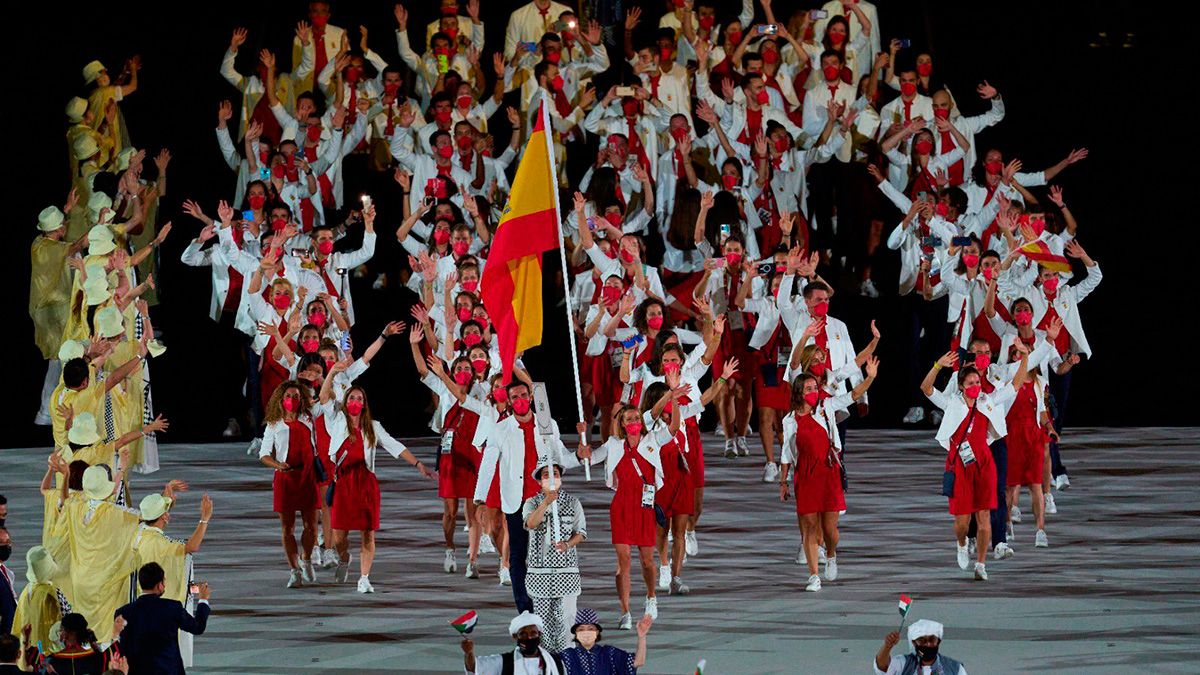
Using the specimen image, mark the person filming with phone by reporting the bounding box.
[115,562,212,675]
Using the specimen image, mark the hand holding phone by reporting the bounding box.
[810,10,828,20]
[757,24,778,35]
[951,236,972,247]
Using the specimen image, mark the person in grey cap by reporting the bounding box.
[559,607,651,675]
[873,619,967,675]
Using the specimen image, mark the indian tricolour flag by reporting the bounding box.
[694,659,706,674]
[450,610,478,634]
[898,594,913,617]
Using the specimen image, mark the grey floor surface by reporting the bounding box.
[2,427,1198,673]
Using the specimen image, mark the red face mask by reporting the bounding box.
[822,65,841,82]
[803,391,820,406]
[900,81,918,98]
[301,338,319,353]
[452,240,470,256]
[812,301,830,317]
[271,164,286,179]
[915,139,934,155]
[762,49,779,65]
[384,82,400,96]
[471,358,488,373]
[601,286,621,305]
[621,99,640,118]
[463,332,483,347]
[282,396,299,412]
[437,144,454,159]
[511,398,532,415]
[310,312,327,328]
[492,388,509,403]
[248,194,266,210]
[550,75,565,91]
[624,422,644,436]
[435,109,453,124]
[1042,276,1060,293]
[445,27,459,42]
[964,384,982,399]
[935,202,950,218]
[311,14,329,28]
[660,47,673,62]
[1014,309,1033,326]
[809,361,827,377]
[324,358,336,370]
[317,240,334,255]
[603,212,622,229]
[725,252,742,266]
[985,160,1004,175]
[774,137,789,153]
[699,14,715,30]
[546,50,562,65]
[345,68,361,84]
[270,217,286,232]
[272,294,290,310]
[306,125,322,142]
[933,108,951,120]
[453,370,472,385]
[754,89,770,105]
[456,94,473,110]
[917,62,933,77]
[982,266,995,281]
[457,307,472,322]
[670,127,688,143]
[726,30,742,46]
[462,280,478,292]
[620,249,636,263]
[722,174,738,190]
[647,316,664,330]
[974,353,990,372]
[456,134,474,150]
[346,400,364,415]
[829,31,846,46]
[434,229,451,245]
[663,361,681,374]
[963,253,979,268]
[1029,218,1046,237]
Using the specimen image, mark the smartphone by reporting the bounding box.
[521,41,537,52]
[920,236,943,249]
[258,167,270,181]
[713,258,727,268]
[189,583,200,595]
[951,236,972,247]
[339,333,351,351]
[756,262,776,275]
[615,86,635,97]
[242,210,255,222]
[719,222,731,239]
[757,24,778,35]
[897,39,912,49]
[621,335,639,349]
[810,10,828,20]
[422,195,436,208]
[360,194,373,209]
[290,247,306,257]
[917,191,929,201]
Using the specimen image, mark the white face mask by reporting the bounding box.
[575,629,598,649]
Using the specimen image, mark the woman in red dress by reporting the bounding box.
[922,350,1028,581]
[320,372,434,593]
[251,277,299,413]
[256,380,321,588]
[467,372,512,585]
[601,398,682,629]
[1004,345,1052,549]
[779,359,877,592]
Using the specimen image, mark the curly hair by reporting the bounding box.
[264,380,312,424]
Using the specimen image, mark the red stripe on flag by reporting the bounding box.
[487,208,561,262]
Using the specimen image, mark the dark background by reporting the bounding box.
[5,1,1193,450]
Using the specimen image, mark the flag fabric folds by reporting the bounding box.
[450,610,478,634]
[480,99,563,383]
[898,594,913,616]
[1017,240,1072,273]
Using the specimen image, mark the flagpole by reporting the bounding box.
[540,96,590,481]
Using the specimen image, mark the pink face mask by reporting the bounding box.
[602,286,621,305]
[812,301,830,318]
[317,240,334,255]
[453,370,472,385]
[722,174,738,190]
[803,391,820,406]
[809,361,827,377]
[663,361,681,374]
[624,422,644,437]
[511,398,531,415]
[434,229,451,245]
[471,358,488,373]
[755,89,770,105]
[620,249,636,264]
[345,400,364,415]
[463,333,483,347]
[725,252,742,266]
[974,353,990,372]
[453,240,470,256]
[647,316,664,330]
[964,384,982,399]
[982,266,996,281]
[282,396,299,412]
[462,280,479,292]
[272,294,291,310]
[301,338,319,353]
[457,307,472,322]
[310,312,327,328]
[492,388,509,403]
[1014,310,1033,326]
[962,254,979,268]
[1042,276,1060,294]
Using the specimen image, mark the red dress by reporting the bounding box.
[437,402,483,499]
[946,408,997,515]
[591,338,625,407]
[679,396,706,487]
[313,416,334,488]
[272,420,320,513]
[610,444,658,547]
[259,323,292,410]
[790,413,845,514]
[711,273,755,386]
[331,428,381,531]
[626,335,656,407]
[655,431,694,518]
[753,324,793,410]
[1006,381,1047,487]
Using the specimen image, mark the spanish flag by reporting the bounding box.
[481,100,563,383]
[1017,240,1072,274]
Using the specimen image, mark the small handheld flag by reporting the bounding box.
[695,659,706,675]
[450,610,478,635]
[897,594,913,633]
[1017,240,1071,274]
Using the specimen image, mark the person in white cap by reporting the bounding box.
[462,610,565,675]
[522,460,586,652]
[10,546,70,668]
[65,97,113,178]
[83,55,140,159]
[874,619,967,675]
[30,195,88,425]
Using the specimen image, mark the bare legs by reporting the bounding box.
[333,528,376,576]
[442,497,459,550]
[758,407,779,464]
[614,544,657,614]
[800,513,821,576]
[654,514,689,577]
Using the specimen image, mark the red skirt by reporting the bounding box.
[655,437,694,518]
[331,462,381,531]
[272,423,319,514]
[793,460,845,514]
[610,492,657,547]
[663,271,703,324]
[753,354,792,410]
[1006,413,1047,487]
[484,468,501,509]
[590,347,624,407]
[438,450,481,499]
[948,441,997,515]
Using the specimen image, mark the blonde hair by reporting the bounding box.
[799,344,826,373]
[269,278,295,300]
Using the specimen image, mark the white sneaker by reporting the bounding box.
[656,565,671,591]
[357,576,374,593]
[480,534,496,554]
[824,556,838,581]
[1006,522,1015,540]
[463,522,470,532]
[311,545,322,563]
[287,569,303,588]
[930,410,943,427]
[974,562,988,581]
[902,407,925,424]
[860,278,879,298]
[222,418,241,438]
[993,542,1014,560]
[670,576,690,595]
[334,562,349,583]
[618,612,633,630]
[1045,493,1058,514]
[956,545,970,570]
[763,462,779,483]
[736,436,750,456]
[805,574,822,592]
[796,547,806,565]
[465,562,479,579]
[1011,505,1023,523]
[499,567,511,586]
[301,559,317,584]
[321,548,339,569]
[444,549,457,573]
[817,544,827,564]
[644,596,658,620]
[1035,529,1049,548]
[1055,474,1071,490]
[685,530,698,556]
[247,437,261,456]
[724,438,737,458]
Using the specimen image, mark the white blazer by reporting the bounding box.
[780,392,855,465]
[593,420,671,491]
[926,385,1018,450]
[321,404,408,473]
[259,415,317,464]
[475,415,580,514]
[878,180,960,297]
[775,284,865,403]
[180,238,235,326]
[997,263,1102,359]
